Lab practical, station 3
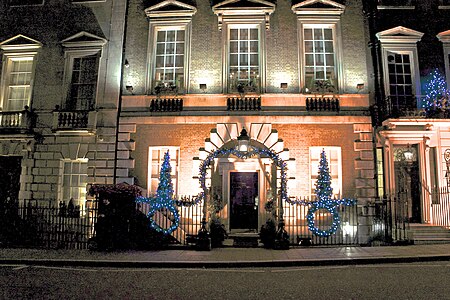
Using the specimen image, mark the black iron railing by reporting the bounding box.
[227,97,261,111]
[306,97,340,112]
[150,98,183,112]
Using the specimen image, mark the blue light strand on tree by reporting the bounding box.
[306,149,356,237]
[423,69,450,113]
[136,151,179,235]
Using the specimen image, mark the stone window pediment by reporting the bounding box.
[0,34,43,51]
[212,0,276,30]
[291,0,345,15]
[61,31,107,49]
[144,0,197,18]
[376,26,424,44]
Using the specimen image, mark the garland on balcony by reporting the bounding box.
[136,151,179,235]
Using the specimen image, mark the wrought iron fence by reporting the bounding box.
[282,199,359,245]
[137,197,204,245]
[0,200,98,249]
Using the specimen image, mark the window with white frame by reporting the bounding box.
[309,147,342,199]
[61,32,106,111]
[386,51,414,104]
[60,159,88,208]
[228,26,260,92]
[3,57,34,111]
[67,54,99,111]
[0,35,41,112]
[148,147,179,196]
[153,28,186,90]
[303,25,336,91]
[377,26,423,107]
[292,1,344,93]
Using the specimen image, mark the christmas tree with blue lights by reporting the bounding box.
[423,69,450,115]
[315,149,333,200]
[156,151,174,202]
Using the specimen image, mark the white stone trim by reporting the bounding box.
[377,26,423,99]
[146,19,192,94]
[437,30,450,90]
[220,19,267,93]
[61,32,107,110]
[0,35,42,111]
[145,0,197,18]
[291,0,345,15]
[296,17,344,93]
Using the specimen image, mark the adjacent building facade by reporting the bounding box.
[366,0,450,236]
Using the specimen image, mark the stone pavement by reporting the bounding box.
[0,244,450,268]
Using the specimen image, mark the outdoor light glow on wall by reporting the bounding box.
[237,128,250,152]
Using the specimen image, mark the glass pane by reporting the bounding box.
[250,29,258,40]
[326,54,334,66]
[166,43,175,54]
[250,54,258,66]
[240,41,248,52]
[230,29,238,40]
[157,31,165,42]
[230,41,238,53]
[314,41,324,53]
[324,29,333,40]
[240,28,248,40]
[250,41,258,52]
[175,55,184,67]
[325,41,334,53]
[404,76,412,84]
[314,28,323,40]
[166,55,174,67]
[175,43,184,54]
[166,31,175,42]
[403,54,410,63]
[240,54,248,65]
[315,54,324,66]
[155,56,164,68]
[305,41,313,52]
[230,54,238,66]
[396,75,404,84]
[305,54,314,66]
[304,28,313,40]
[176,30,185,41]
[316,67,325,79]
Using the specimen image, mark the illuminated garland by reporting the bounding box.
[197,147,289,205]
[136,151,180,235]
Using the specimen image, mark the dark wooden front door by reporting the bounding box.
[230,172,258,230]
[395,161,421,223]
[0,156,22,207]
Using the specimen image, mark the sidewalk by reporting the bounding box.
[1,244,450,268]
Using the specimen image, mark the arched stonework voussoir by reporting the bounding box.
[197,142,289,205]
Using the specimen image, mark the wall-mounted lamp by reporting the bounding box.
[124,59,130,68]
[237,128,250,153]
[126,85,134,94]
[356,83,364,91]
[280,82,288,89]
[199,83,207,92]
[403,144,414,162]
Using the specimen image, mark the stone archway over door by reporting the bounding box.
[194,123,295,231]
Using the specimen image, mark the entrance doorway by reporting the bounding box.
[229,172,258,230]
[0,156,22,207]
[395,161,421,223]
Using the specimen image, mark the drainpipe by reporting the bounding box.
[113,0,129,184]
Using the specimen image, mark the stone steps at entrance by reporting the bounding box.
[409,224,450,244]
[226,233,260,248]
